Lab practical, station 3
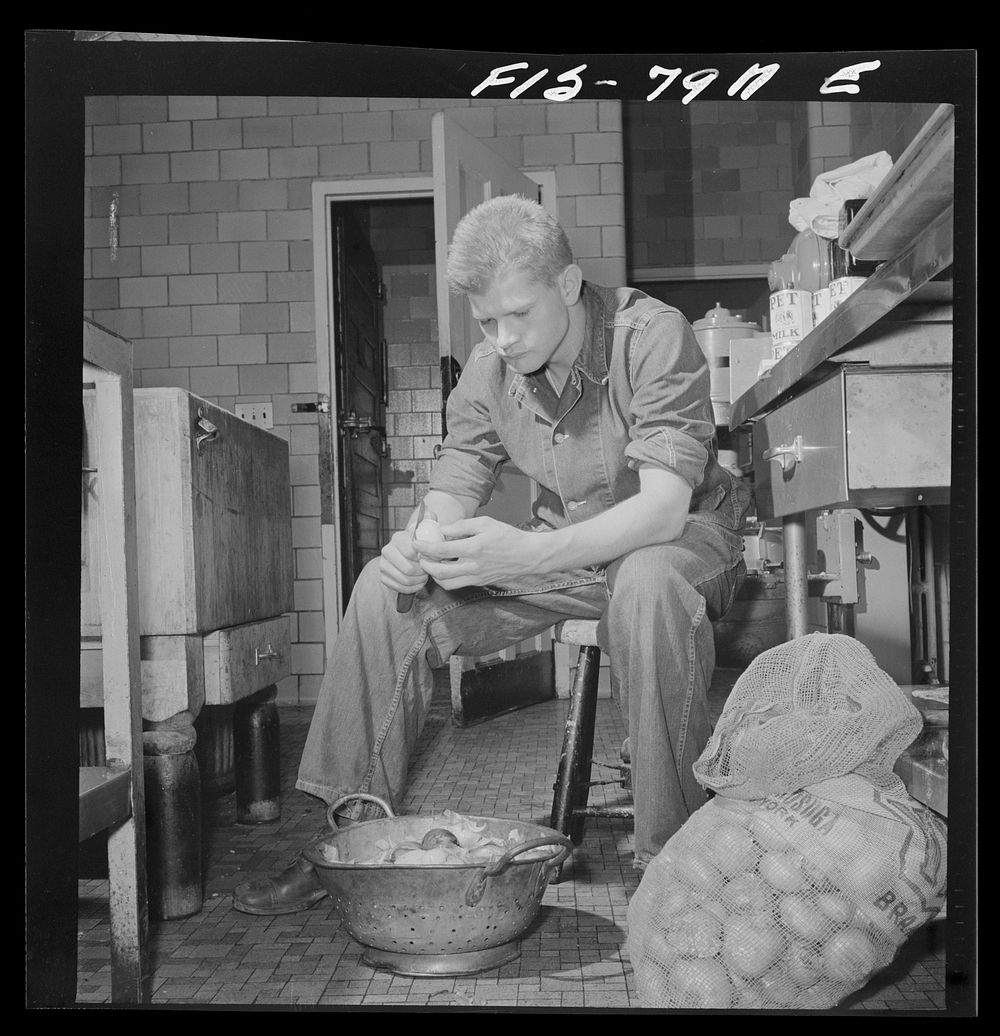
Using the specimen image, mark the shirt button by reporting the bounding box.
[554,432,568,444]
[567,500,582,511]
[601,376,609,385]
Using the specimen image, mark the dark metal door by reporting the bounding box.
[331,204,388,602]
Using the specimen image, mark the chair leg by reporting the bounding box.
[550,645,601,858]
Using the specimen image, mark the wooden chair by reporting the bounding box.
[548,619,748,882]
[549,619,632,875]
[80,320,149,1002]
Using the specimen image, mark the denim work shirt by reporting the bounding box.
[429,282,751,540]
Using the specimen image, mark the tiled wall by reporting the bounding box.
[623,100,800,272]
[624,100,941,280]
[83,95,626,705]
[850,102,943,170]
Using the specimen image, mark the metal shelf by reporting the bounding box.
[839,104,955,262]
[730,209,953,428]
[730,103,956,429]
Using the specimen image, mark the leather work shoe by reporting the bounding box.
[232,854,327,916]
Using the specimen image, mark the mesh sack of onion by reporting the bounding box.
[624,634,947,1010]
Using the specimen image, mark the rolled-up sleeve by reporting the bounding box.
[622,310,715,490]
[428,358,509,506]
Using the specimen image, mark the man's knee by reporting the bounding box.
[609,545,695,606]
[603,546,712,653]
[350,556,384,598]
[348,557,396,617]
[609,538,741,625]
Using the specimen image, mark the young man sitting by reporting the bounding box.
[233,194,748,915]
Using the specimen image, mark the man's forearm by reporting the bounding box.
[411,489,480,529]
[530,467,692,574]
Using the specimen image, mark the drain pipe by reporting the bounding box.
[782,514,810,640]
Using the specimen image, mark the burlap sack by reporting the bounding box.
[693,633,922,800]
[626,634,946,1010]
[625,778,947,1009]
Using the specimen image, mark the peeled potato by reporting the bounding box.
[420,827,459,850]
[415,518,445,542]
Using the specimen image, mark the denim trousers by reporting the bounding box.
[296,517,746,865]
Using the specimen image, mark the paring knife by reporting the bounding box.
[396,499,426,613]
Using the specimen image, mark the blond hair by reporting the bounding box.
[446,194,573,295]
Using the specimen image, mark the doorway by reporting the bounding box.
[311,136,557,659]
[327,196,441,608]
[311,177,434,637]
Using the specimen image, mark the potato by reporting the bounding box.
[414,518,445,542]
[420,827,459,850]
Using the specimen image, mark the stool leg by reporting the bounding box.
[550,645,601,856]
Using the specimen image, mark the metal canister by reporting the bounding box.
[769,289,814,343]
[812,287,834,325]
[829,276,867,308]
[692,303,760,426]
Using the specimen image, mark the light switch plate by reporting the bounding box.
[234,402,274,430]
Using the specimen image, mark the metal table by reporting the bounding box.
[730,104,955,643]
[729,106,956,818]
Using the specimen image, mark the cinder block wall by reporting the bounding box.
[83,95,626,705]
[624,100,800,272]
[793,101,940,197]
[850,102,942,170]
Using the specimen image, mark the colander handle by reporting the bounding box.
[464,834,573,907]
[326,792,396,830]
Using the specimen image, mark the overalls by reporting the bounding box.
[297,284,750,864]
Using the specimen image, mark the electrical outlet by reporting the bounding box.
[235,402,274,430]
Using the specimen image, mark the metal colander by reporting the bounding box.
[302,794,571,976]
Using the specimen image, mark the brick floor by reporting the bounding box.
[77,676,947,1011]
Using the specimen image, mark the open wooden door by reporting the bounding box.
[432,111,543,370]
[431,110,544,528]
[431,111,555,724]
[330,204,388,604]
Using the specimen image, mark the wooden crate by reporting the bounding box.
[82,388,293,637]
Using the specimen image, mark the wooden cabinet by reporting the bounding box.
[82,385,294,722]
[203,617,292,706]
[82,388,293,637]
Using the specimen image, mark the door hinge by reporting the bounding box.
[376,280,386,301]
[339,411,386,435]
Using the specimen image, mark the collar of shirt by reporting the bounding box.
[570,284,611,386]
[507,284,609,418]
